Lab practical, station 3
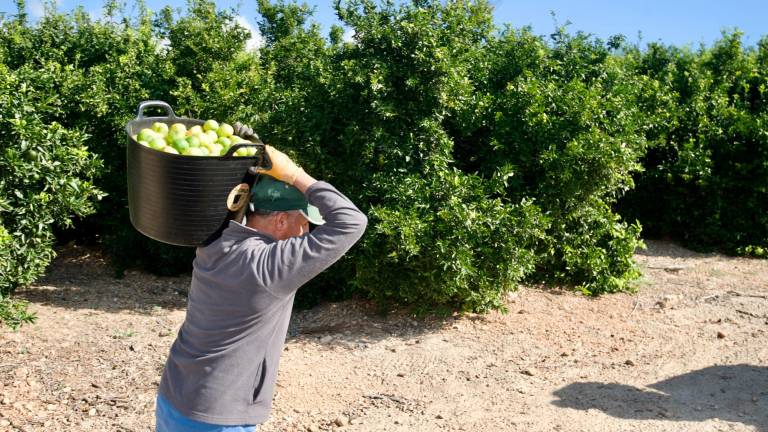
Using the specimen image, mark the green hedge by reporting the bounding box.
[1,0,766,327]
[0,62,104,327]
[619,34,768,256]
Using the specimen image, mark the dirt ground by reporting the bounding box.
[1,239,767,432]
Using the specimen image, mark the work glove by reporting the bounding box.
[233,122,260,142]
[254,145,303,185]
[234,122,301,183]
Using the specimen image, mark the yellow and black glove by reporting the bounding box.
[255,145,303,185]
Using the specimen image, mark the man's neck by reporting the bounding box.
[245,217,278,239]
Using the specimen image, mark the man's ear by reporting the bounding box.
[275,212,289,229]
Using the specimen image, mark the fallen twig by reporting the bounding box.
[363,393,405,404]
[698,293,722,302]
[646,265,688,272]
[626,299,640,319]
[735,309,766,319]
[727,290,768,300]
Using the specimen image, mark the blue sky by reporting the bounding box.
[1,0,765,48]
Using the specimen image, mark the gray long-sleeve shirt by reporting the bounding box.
[158,181,367,426]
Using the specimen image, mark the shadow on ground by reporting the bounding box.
[552,365,768,431]
[13,244,463,340]
[634,238,714,259]
[15,243,191,314]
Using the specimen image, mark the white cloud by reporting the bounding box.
[28,0,61,19]
[87,8,103,21]
[235,16,264,52]
[28,0,45,19]
[343,28,356,43]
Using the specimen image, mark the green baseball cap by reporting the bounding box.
[249,176,325,225]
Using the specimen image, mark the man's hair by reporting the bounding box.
[246,206,279,219]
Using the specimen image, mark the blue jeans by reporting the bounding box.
[155,394,257,432]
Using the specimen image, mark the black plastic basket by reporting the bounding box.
[126,100,269,247]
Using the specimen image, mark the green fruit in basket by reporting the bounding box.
[204,119,220,132]
[183,147,205,156]
[197,131,212,146]
[217,123,234,138]
[186,135,201,148]
[137,128,156,143]
[170,123,187,135]
[196,133,209,146]
[168,129,186,142]
[207,143,223,156]
[173,138,189,152]
[233,148,249,157]
[230,135,243,144]
[188,125,203,136]
[198,146,210,156]
[138,140,150,147]
[216,136,232,147]
[149,137,167,150]
[205,130,218,143]
[152,122,169,136]
[163,146,179,154]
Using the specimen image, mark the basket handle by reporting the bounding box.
[136,100,177,120]
[223,142,273,171]
[223,142,264,157]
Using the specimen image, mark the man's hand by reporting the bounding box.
[256,145,303,185]
[233,122,260,142]
[234,122,303,185]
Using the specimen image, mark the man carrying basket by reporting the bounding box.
[155,123,368,431]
